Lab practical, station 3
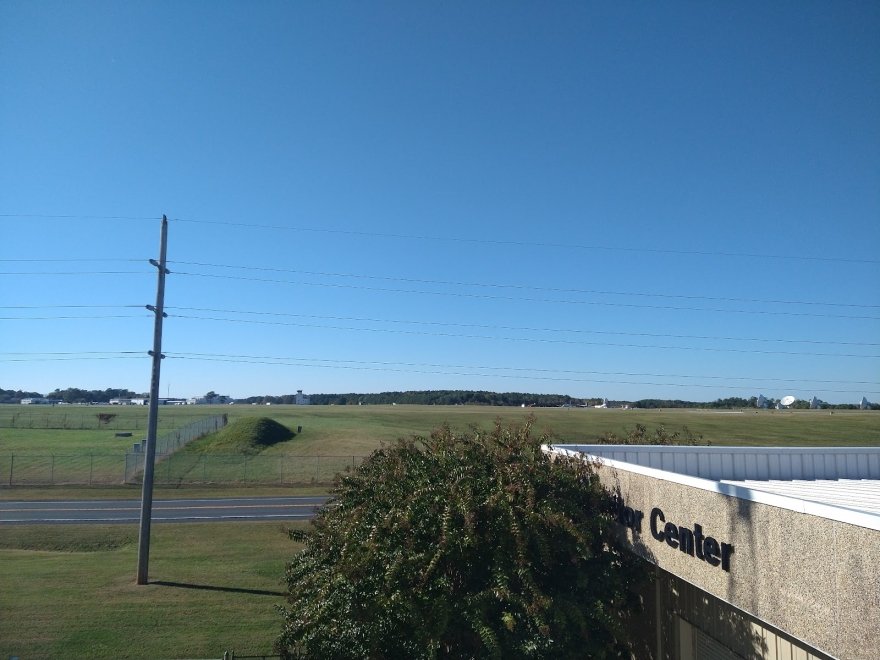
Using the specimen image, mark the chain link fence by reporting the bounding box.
[124,453,363,485]
[2,452,363,486]
[0,408,207,431]
[2,413,366,486]
[3,414,226,486]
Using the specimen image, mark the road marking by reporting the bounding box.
[0,503,322,513]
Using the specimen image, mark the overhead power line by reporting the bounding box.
[165,306,880,348]
[0,213,158,221]
[0,271,149,276]
[166,312,880,358]
[169,217,879,265]
[1,213,873,264]
[163,353,879,395]
[0,305,145,309]
[0,351,146,362]
[168,261,880,310]
[0,258,145,263]
[169,273,880,320]
[1,315,146,320]
[164,351,880,386]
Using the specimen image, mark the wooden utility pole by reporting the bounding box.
[137,215,170,585]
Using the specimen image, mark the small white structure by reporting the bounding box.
[777,395,796,409]
[594,398,608,409]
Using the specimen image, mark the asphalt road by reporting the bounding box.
[0,496,331,525]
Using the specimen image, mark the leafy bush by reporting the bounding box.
[599,423,706,446]
[277,417,646,659]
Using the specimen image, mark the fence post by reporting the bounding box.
[203,454,208,483]
[89,454,94,485]
[8,453,13,486]
[51,454,55,485]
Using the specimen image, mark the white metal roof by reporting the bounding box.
[721,478,880,516]
[544,444,880,531]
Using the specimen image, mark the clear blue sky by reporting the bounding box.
[1,1,878,403]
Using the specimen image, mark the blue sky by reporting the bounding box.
[1,1,878,403]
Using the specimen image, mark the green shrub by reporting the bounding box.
[278,417,646,659]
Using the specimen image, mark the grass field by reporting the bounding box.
[1,404,878,658]
[0,521,306,659]
[3,405,878,487]
[3,403,879,454]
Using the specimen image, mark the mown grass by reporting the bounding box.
[2,405,878,489]
[3,404,878,455]
[0,405,878,658]
[0,521,306,659]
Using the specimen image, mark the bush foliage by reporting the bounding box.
[277,417,646,659]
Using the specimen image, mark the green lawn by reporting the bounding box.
[0,521,305,660]
[3,404,878,455]
[2,405,877,488]
[0,404,877,658]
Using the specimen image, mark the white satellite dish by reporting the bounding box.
[780,395,796,407]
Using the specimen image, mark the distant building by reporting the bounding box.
[861,397,871,410]
[20,398,62,405]
[756,394,767,409]
[809,396,821,410]
[295,389,311,405]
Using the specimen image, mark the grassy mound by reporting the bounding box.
[189,416,295,455]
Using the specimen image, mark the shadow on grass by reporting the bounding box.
[152,580,284,597]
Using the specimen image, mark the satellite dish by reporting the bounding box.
[780,395,796,406]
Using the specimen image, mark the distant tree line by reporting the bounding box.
[241,390,601,407]
[0,387,145,404]
[2,387,876,409]
[0,388,44,404]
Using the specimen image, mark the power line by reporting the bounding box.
[172,271,880,321]
[169,217,879,265]
[0,351,144,356]
[0,258,145,263]
[0,271,149,276]
[0,305,145,309]
[0,355,146,362]
[167,312,880,358]
[165,306,880,348]
[163,353,879,395]
[164,351,880,386]
[1,315,146,320]
[0,213,158,221]
[168,260,880,310]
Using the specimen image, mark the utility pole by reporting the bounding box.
[137,215,170,585]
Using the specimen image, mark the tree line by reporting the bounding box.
[0,387,144,404]
[2,387,874,409]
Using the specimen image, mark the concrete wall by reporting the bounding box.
[595,463,880,659]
